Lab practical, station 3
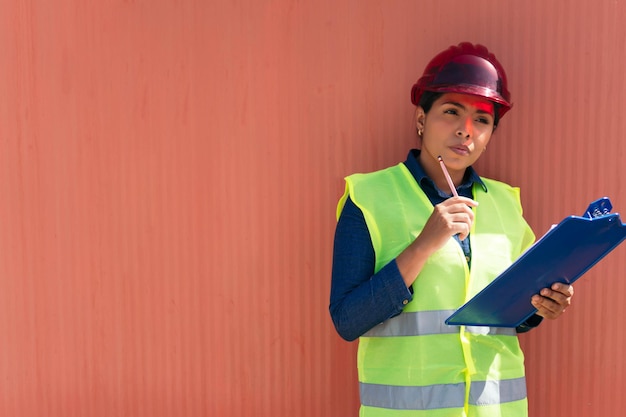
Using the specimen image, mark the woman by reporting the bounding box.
[329,42,574,417]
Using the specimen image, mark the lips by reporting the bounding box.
[450,145,470,156]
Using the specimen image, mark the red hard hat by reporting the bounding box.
[411,42,512,119]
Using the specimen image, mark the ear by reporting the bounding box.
[415,107,426,131]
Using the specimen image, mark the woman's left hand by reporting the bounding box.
[531,282,574,320]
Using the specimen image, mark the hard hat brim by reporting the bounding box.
[424,84,512,109]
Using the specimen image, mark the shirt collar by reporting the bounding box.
[403,149,488,193]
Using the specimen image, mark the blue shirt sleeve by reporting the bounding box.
[329,196,413,341]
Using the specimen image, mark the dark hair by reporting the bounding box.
[418,91,443,114]
[418,91,501,129]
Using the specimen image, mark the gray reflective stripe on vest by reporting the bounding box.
[470,378,527,405]
[363,310,517,337]
[360,377,527,410]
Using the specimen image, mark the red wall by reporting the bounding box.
[1,1,625,416]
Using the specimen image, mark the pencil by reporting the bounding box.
[437,155,459,197]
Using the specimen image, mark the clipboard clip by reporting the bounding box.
[583,197,613,219]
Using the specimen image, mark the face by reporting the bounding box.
[416,92,495,177]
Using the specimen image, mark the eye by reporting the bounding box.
[444,108,459,115]
[476,116,491,125]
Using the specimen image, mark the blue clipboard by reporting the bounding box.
[445,197,626,327]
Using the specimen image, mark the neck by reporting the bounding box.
[418,151,464,193]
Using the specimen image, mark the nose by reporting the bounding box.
[456,117,473,140]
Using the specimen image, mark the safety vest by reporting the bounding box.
[338,163,536,417]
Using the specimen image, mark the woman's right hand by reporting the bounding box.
[419,196,478,248]
[396,196,478,287]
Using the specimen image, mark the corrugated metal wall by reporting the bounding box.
[1,1,625,416]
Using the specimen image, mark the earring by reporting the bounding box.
[418,128,423,137]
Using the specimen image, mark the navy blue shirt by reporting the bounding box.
[329,149,541,341]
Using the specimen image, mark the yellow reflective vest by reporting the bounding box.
[338,163,536,417]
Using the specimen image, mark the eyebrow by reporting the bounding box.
[443,101,494,116]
